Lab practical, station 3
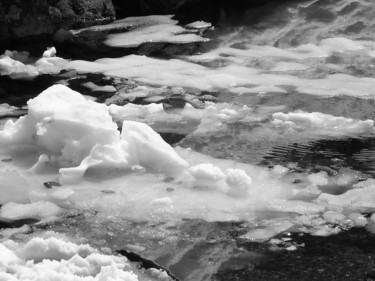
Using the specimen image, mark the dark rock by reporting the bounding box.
[0,0,115,52]
[113,0,220,24]
[0,217,39,229]
[117,249,180,281]
[43,181,61,189]
[159,132,186,145]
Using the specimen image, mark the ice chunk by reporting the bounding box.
[267,200,325,215]
[307,172,329,186]
[42,47,57,58]
[225,168,253,197]
[0,244,21,270]
[348,213,368,227]
[109,103,164,120]
[322,210,347,224]
[121,121,188,175]
[0,85,188,183]
[72,15,209,48]
[0,84,118,165]
[272,111,375,136]
[187,163,225,189]
[185,21,212,29]
[271,61,309,72]
[317,185,375,212]
[0,201,61,220]
[105,23,209,48]
[0,49,68,80]
[240,221,294,242]
[0,235,140,281]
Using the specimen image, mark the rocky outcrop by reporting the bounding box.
[0,0,115,50]
[112,0,302,25]
[112,0,221,24]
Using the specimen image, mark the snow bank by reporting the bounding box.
[0,48,68,80]
[0,235,141,281]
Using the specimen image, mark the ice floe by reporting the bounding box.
[0,48,68,80]
[70,15,209,48]
[68,36,375,98]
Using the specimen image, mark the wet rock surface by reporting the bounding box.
[0,0,115,51]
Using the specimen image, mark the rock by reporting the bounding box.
[112,0,221,24]
[0,0,115,51]
[43,181,61,189]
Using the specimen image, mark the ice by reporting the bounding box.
[272,111,375,136]
[271,62,310,72]
[42,47,57,58]
[69,46,375,98]
[229,85,287,94]
[322,211,347,224]
[1,84,374,242]
[0,170,30,204]
[267,200,325,215]
[316,185,375,212]
[307,172,329,186]
[71,15,209,48]
[0,85,189,184]
[105,23,209,48]
[120,121,188,175]
[0,201,61,220]
[109,103,164,120]
[0,49,68,80]
[185,21,212,30]
[240,221,294,242]
[0,235,142,281]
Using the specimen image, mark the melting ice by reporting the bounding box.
[3,2,375,279]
